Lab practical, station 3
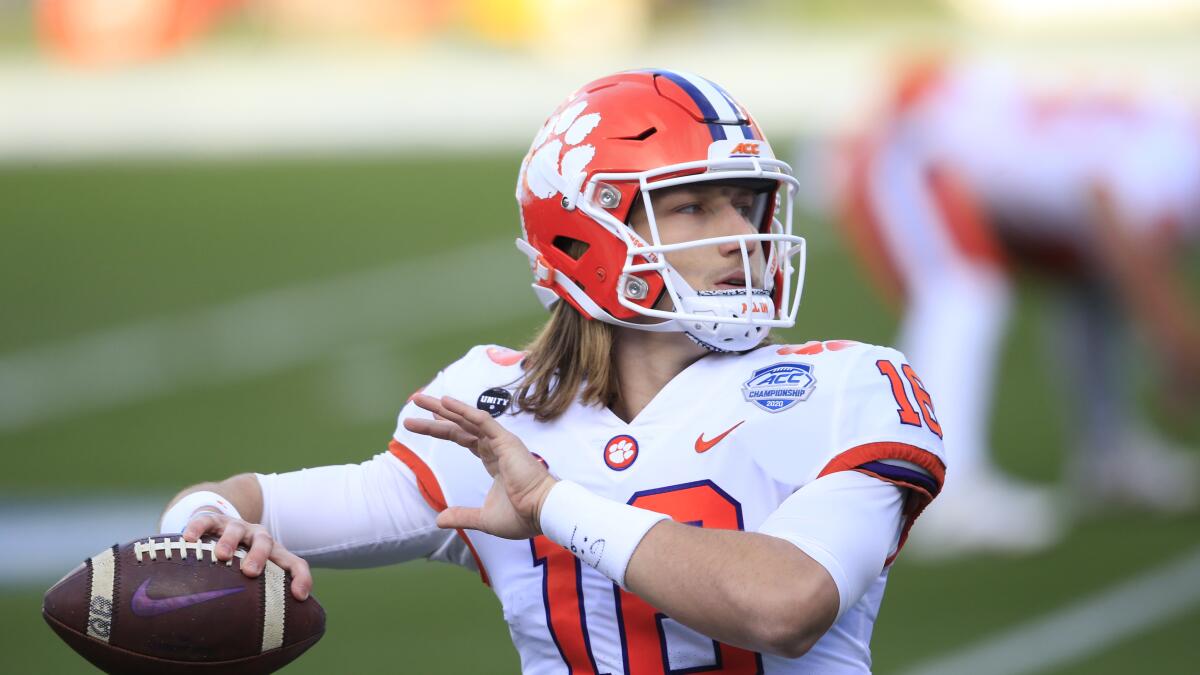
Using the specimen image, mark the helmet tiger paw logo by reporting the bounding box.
[520,99,602,202]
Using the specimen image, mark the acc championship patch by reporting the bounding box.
[742,362,816,413]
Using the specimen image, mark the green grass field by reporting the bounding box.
[2,154,1198,673]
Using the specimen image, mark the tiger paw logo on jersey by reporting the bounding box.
[520,99,602,202]
[603,434,639,471]
[742,362,817,413]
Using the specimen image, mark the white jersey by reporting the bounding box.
[895,64,1200,242]
[387,341,946,674]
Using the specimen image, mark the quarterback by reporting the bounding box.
[162,70,946,673]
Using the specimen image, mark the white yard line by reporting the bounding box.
[0,495,171,585]
[896,544,1200,675]
[0,495,450,586]
[0,238,536,432]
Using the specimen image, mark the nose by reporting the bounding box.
[715,204,760,257]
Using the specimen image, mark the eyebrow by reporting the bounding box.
[660,185,756,200]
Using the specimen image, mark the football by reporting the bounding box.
[42,534,325,674]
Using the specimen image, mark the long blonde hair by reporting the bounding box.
[515,301,618,422]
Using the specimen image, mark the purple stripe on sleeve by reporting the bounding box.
[858,460,940,496]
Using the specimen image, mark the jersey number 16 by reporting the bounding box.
[877,359,943,438]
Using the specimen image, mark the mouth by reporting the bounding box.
[713,273,750,290]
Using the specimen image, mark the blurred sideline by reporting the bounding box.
[4,29,1200,161]
[0,238,535,433]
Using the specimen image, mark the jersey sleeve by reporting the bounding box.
[819,345,947,563]
[256,453,472,568]
[757,470,904,619]
[386,344,526,584]
[250,351,514,572]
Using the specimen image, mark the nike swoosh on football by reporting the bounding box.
[130,578,245,617]
[695,420,745,453]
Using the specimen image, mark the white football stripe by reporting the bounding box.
[86,546,116,643]
[261,560,286,652]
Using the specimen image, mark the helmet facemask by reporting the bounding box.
[574,154,807,352]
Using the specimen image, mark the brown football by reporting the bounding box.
[43,534,324,674]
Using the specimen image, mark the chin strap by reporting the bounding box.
[670,266,773,352]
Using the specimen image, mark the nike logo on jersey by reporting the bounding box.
[129,578,245,617]
[695,421,745,453]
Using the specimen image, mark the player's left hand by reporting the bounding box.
[403,394,558,540]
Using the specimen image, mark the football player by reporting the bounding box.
[161,70,946,672]
[837,58,1200,557]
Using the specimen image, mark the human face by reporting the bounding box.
[627,182,768,296]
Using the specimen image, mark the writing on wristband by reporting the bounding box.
[563,525,607,570]
[539,481,669,589]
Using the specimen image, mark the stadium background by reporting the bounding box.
[2,0,1198,672]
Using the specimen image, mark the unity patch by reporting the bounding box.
[476,388,512,417]
[742,362,816,413]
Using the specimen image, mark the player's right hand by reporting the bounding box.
[404,394,559,540]
[181,512,312,601]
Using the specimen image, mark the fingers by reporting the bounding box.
[178,512,311,599]
[215,521,246,562]
[409,393,451,419]
[178,511,214,538]
[402,417,481,452]
[410,395,490,440]
[181,512,222,542]
[241,528,274,577]
[436,506,483,532]
[269,547,313,601]
[438,396,503,440]
[411,394,512,447]
[180,512,244,563]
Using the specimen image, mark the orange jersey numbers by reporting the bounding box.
[530,537,602,674]
[532,481,762,674]
[877,360,943,438]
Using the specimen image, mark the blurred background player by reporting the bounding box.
[835,57,1200,557]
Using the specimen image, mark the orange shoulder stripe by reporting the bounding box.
[388,439,491,586]
[389,439,448,512]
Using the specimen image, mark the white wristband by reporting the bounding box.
[539,481,669,589]
[160,490,243,533]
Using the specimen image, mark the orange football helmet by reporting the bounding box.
[516,69,805,351]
